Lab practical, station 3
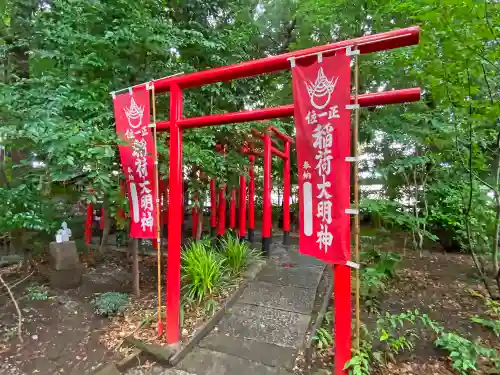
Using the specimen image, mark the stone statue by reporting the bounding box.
[56,222,72,243]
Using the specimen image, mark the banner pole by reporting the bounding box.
[151,84,164,337]
[353,48,361,351]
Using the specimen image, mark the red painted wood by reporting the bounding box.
[248,156,255,231]
[166,84,183,345]
[156,88,421,130]
[283,141,291,233]
[154,27,419,91]
[239,175,247,238]
[262,133,272,238]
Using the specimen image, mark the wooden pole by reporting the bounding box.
[353,48,361,351]
[130,238,140,297]
[151,85,163,337]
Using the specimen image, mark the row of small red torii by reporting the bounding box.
[106,27,421,375]
[84,125,288,249]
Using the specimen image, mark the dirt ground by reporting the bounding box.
[0,243,249,375]
[310,233,499,375]
[0,251,157,375]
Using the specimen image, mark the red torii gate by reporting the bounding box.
[248,126,293,251]
[141,26,420,374]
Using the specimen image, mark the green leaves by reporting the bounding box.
[434,332,500,375]
[313,327,334,352]
[181,239,227,304]
[219,233,260,276]
[92,292,129,317]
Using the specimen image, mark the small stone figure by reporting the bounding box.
[56,222,72,243]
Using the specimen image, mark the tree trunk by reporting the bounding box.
[492,132,500,277]
[196,199,204,240]
[0,147,9,189]
[99,209,111,253]
[493,192,499,277]
[129,238,140,297]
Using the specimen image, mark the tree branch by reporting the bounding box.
[0,273,23,342]
[278,17,297,54]
[465,63,496,298]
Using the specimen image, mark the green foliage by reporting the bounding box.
[75,238,89,253]
[219,234,260,276]
[92,292,128,317]
[359,248,401,312]
[314,327,333,353]
[361,248,401,278]
[434,332,500,375]
[469,289,500,338]
[345,311,424,375]
[181,239,227,303]
[26,285,49,301]
[203,298,218,317]
[345,350,371,375]
[470,317,500,338]
[345,309,500,375]
[312,311,334,353]
[0,185,60,234]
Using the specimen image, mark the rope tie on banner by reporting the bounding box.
[150,82,164,337]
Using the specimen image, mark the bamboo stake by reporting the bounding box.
[151,85,164,337]
[353,48,361,351]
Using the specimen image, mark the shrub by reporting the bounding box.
[345,310,500,375]
[181,239,226,303]
[26,285,49,301]
[92,292,128,316]
[469,289,500,337]
[312,311,334,353]
[345,311,429,375]
[220,234,260,275]
[434,332,500,374]
[359,249,401,312]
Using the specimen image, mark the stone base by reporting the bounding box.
[283,231,290,246]
[247,228,255,243]
[261,237,271,257]
[49,264,84,290]
[49,241,79,270]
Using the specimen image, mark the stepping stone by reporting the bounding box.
[125,366,196,375]
[257,264,322,289]
[177,347,285,375]
[200,333,296,370]
[93,364,121,375]
[240,281,315,314]
[215,303,310,348]
[271,245,325,269]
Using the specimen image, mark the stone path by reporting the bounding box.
[126,238,325,375]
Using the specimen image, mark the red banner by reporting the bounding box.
[292,52,351,264]
[113,89,158,238]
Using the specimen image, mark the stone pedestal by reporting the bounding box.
[48,241,83,289]
[50,241,79,270]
